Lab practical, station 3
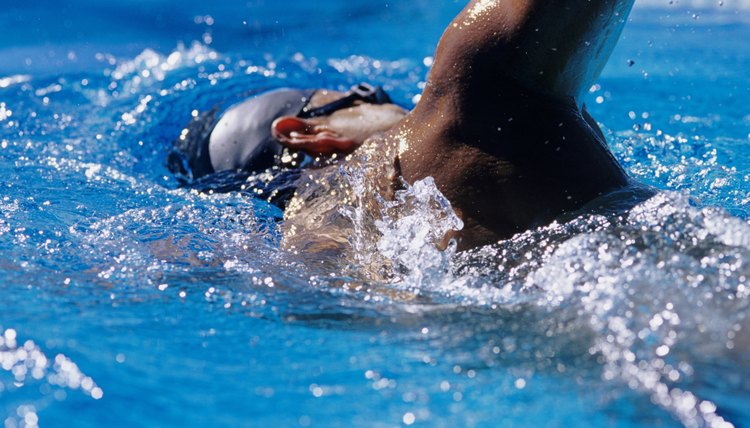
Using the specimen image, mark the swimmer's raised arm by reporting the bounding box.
[427,0,635,101]
[392,0,635,249]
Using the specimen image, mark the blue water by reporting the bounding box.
[1,1,750,427]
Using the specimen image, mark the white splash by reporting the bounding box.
[375,177,463,289]
[0,74,31,89]
[0,102,12,121]
[449,190,749,427]
[109,42,218,82]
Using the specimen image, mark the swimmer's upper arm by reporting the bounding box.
[428,0,636,101]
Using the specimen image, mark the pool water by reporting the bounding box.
[1,1,750,427]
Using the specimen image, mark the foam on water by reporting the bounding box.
[355,178,750,426]
[269,122,750,426]
[375,177,463,290]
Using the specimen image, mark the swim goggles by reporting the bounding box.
[298,83,393,119]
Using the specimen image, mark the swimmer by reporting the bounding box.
[172,0,636,251]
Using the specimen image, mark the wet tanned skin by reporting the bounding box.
[392,0,636,250]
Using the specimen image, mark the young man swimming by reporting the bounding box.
[172,0,636,252]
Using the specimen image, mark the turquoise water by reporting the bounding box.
[1,1,750,427]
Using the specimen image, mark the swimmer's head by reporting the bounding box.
[208,84,407,173]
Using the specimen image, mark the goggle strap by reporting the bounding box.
[298,83,391,119]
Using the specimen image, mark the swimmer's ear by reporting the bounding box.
[272,116,356,156]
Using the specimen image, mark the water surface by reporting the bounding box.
[1,1,750,427]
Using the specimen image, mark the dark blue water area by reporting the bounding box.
[0,0,462,75]
[1,1,750,427]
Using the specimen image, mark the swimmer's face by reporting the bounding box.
[271,89,407,156]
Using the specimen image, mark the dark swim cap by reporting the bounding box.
[208,88,317,174]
